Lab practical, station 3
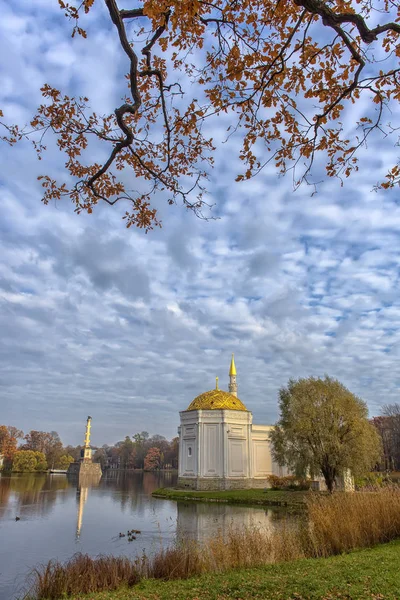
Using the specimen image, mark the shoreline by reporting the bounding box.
[73,539,400,600]
[152,487,308,508]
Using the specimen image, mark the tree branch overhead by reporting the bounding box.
[1,0,399,229]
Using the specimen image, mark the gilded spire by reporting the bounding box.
[215,376,219,390]
[229,354,237,376]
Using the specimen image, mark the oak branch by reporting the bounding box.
[1,0,399,230]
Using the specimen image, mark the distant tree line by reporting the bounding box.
[0,427,75,472]
[92,432,179,471]
[0,426,178,473]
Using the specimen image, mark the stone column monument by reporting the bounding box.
[67,416,102,477]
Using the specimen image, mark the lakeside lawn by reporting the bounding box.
[73,539,400,600]
[152,487,307,507]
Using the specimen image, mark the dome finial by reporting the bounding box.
[215,376,219,390]
[229,353,236,376]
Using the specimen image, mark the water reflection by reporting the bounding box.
[76,484,88,539]
[0,473,70,521]
[177,501,276,542]
[73,473,102,540]
[0,472,289,600]
[0,477,11,520]
[102,471,177,516]
[0,471,174,522]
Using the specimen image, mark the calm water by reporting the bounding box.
[0,472,282,600]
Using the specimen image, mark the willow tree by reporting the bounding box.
[270,376,382,492]
[1,0,400,230]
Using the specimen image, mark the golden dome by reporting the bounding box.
[187,389,248,411]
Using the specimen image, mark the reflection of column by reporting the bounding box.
[74,472,102,539]
[76,485,88,540]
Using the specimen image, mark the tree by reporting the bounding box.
[64,445,82,461]
[0,425,23,467]
[382,404,400,470]
[372,404,400,471]
[12,450,37,472]
[144,447,162,471]
[34,451,48,472]
[164,436,179,469]
[1,0,399,230]
[22,430,63,467]
[270,376,382,492]
[92,447,107,468]
[12,451,37,472]
[119,436,136,469]
[56,454,75,470]
[132,432,149,468]
[106,445,121,468]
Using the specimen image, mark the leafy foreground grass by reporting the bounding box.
[25,488,400,599]
[152,487,307,507]
[71,540,400,600]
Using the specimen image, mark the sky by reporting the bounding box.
[1,1,400,446]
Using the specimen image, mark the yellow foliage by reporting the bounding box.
[1,0,399,227]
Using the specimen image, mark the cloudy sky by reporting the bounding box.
[1,1,400,446]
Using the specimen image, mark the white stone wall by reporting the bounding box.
[179,409,286,486]
[179,409,254,481]
[251,425,273,478]
[178,420,198,477]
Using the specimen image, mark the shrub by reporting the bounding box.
[354,472,384,489]
[12,450,47,473]
[55,455,74,470]
[12,450,38,472]
[34,452,48,472]
[267,475,311,490]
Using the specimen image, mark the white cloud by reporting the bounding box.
[1,0,400,445]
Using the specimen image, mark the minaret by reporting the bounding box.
[228,353,237,397]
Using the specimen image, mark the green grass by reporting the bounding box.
[73,539,400,599]
[152,487,307,507]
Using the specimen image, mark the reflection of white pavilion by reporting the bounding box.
[176,501,275,542]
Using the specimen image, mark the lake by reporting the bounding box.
[0,471,285,600]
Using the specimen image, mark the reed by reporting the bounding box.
[306,486,400,557]
[25,554,142,599]
[24,487,400,600]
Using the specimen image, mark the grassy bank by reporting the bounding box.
[72,540,400,599]
[25,488,400,599]
[152,487,307,507]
